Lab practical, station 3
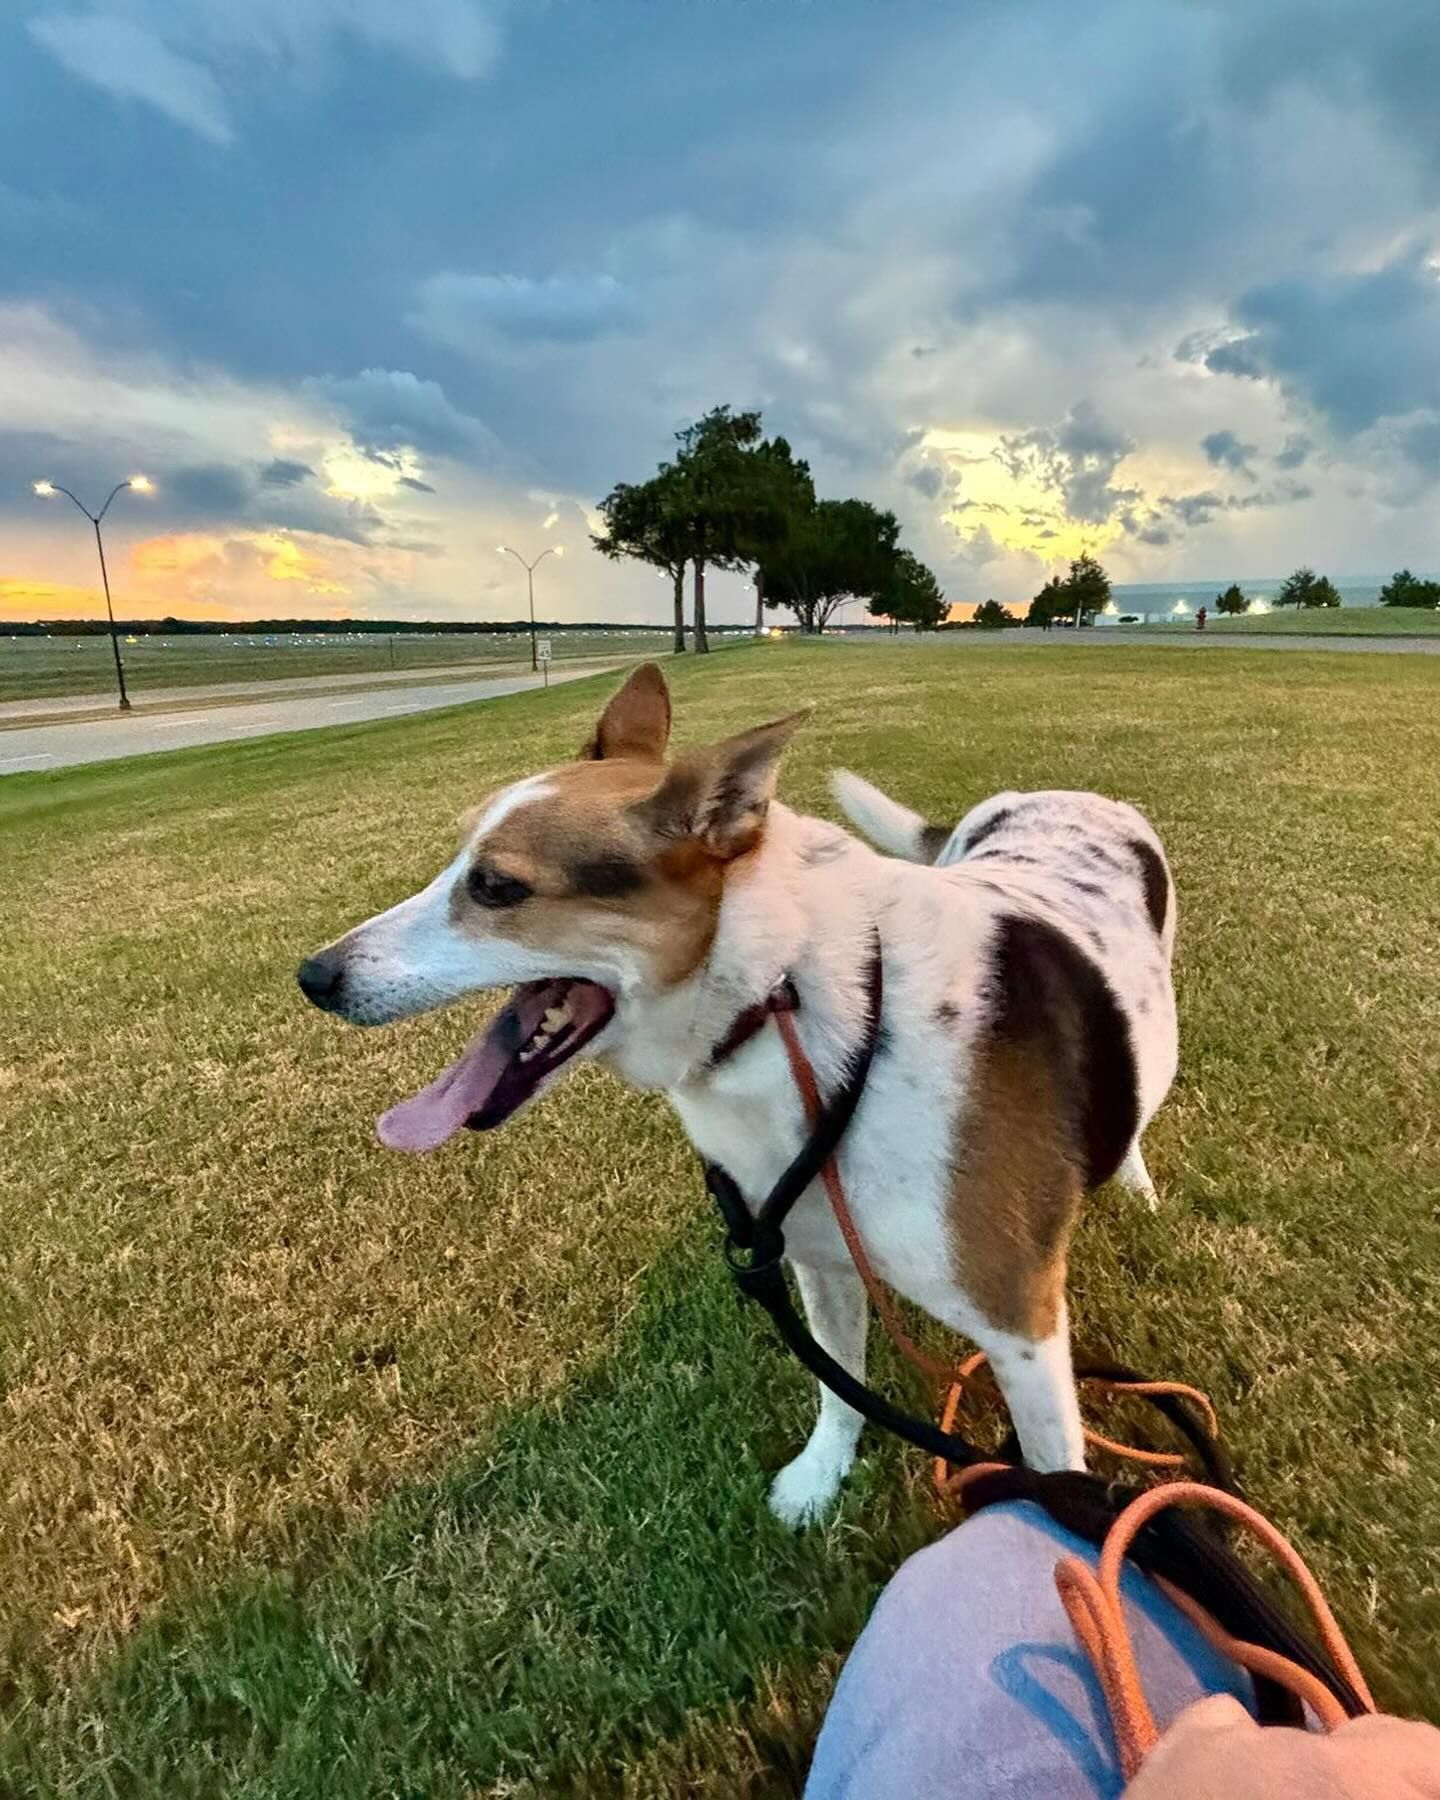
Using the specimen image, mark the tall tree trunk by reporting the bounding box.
[671,568,687,653]
[693,559,709,654]
[754,566,765,636]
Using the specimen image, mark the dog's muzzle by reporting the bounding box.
[297,947,346,1012]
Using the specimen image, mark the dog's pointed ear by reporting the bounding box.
[579,662,672,762]
[638,710,808,859]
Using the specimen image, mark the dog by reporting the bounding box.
[298,663,1177,1524]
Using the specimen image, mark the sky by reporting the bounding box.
[3,0,1440,626]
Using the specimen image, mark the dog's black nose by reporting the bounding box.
[297,950,345,1009]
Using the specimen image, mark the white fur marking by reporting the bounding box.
[472,774,554,842]
[832,769,932,861]
[768,1262,869,1527]
[979,1312,1086,1473]
[1117,1141,1160,1211]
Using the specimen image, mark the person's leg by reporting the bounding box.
[805,1501,1254,1800]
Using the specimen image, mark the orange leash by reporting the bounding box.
[1053,1481,1378,1780]
[773,1007,1215,1485]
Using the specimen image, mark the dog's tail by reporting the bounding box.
[832,770,950,863]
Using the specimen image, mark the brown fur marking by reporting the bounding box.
[580,662,672,762]
[947,1035,1080,1340]
[448,759,724,988]
[950,1029,1072,1339]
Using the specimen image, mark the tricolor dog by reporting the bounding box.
[298,664,1176,1524]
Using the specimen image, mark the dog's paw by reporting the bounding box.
[768,1446,849,1529]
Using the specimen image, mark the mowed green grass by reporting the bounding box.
[1,640,1437,1796]
[0,629,677,704]
[1205,606,1440,635]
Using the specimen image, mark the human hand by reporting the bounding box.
[1125,1695,1440,1799]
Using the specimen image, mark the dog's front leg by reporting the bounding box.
[769,1259,869,1527]
[964,1301,1086,1474]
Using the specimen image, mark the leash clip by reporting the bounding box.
[705,1161,788,1299]
[724,1234,788,1304]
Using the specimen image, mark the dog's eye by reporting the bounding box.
[467,863,532,909]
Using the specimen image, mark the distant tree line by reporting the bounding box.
[593,405,946,651]
[1011,561,1440,629]
[1209,567,1440,615]
[3,617,688,639]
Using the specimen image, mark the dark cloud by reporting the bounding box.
[1202,251,1440,438]
[260,458,313,488]
[999,401,1137,525]
[1201,429,1258,476]
[305,369,499,463]
[1399,417,1440,472]
[411,272,636,348]
[399,474,437,493]
[167,462,254,514]
[903,462,946,500]
[1150,480,1312,531]
[1229,481,1313,511]
[1219,0,1440,186]
[1164,490,1226,527]
[1274,434,1312,470]
[125,460,378,543]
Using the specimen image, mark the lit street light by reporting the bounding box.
[33,474,155,710]
[497,543,564,672]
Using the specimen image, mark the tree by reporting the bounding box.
[1276,566,1342,610]
[871,549,946,630]
[592,472,693,653]
[1215,582,1248,616]
[974,598,1016,629]
[1311,575,1341,608]
[1378,569,1440,607]
[737,434,815,634]
[1027,576,1067,628]
[1066,552,1111,626]
[660,406,815,653]
[761,497,901,633]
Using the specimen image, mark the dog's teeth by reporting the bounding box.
[541,1006,570,1033]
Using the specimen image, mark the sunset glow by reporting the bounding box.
[923,428,1127,565]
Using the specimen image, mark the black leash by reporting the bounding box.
[701,933,1369,1726]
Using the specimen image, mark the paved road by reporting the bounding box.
[0,657,570,722]
[0,663,614,776]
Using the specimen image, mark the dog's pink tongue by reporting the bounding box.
[376,1028,511,1153]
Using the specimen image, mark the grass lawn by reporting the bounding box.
[1199,606,1440,635]
[1,640,1437,1795]
[0,629,678,705]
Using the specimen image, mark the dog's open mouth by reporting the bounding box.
[376,978,615,1153]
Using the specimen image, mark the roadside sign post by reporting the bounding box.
[537,638,552,688]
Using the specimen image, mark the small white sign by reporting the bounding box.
[537,639,552,663]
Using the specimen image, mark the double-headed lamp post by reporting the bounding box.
[33,474,154,711]
[497,543,563,672]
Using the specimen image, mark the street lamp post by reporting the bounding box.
[33,474,153,711]
[497,543,564,672]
